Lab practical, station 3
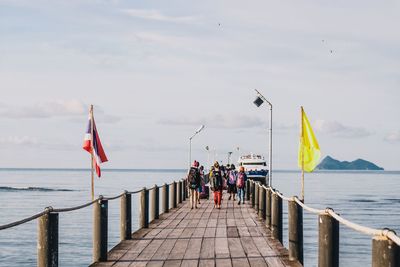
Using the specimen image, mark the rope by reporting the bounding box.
[274,190,293,202]
[0,210,49,230]
[127,188,144,194]
[294,197,326,214]
[326,209,400,246]
[104,192,126,201]
[53,198,99,213]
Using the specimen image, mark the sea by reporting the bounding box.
[0,168,399,267]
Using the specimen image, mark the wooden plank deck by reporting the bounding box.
[92,193,302,267]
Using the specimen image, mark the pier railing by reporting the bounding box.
[248,179,400,267]
[0,178,188,267]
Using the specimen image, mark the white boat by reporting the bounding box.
[237,154,268,184]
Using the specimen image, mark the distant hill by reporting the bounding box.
[316,156,384,170]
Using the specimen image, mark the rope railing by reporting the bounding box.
[252,179,400,246]
[0,210,49,231]
[0,181,175,232]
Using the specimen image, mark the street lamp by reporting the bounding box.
[253,89,273,187]
[189,125,205,168]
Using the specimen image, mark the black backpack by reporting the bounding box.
[187,167,199,189]
[212,169,222,189]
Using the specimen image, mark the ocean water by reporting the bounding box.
[0,169,399,267]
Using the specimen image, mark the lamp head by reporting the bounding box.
[253,96,264,107]
[196,125,205,133]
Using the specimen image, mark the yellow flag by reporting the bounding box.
[298,107,321,172]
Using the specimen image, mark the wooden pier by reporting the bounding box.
[92,192,301,267]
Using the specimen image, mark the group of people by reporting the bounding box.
[186,160,248,209]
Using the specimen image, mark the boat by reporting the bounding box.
[237,154,268,184]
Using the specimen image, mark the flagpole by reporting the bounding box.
[301,106,305,202]
[90,105,95,200]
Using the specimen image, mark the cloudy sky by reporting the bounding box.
[0,0,399,170]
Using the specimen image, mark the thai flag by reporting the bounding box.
[83,115,108,177]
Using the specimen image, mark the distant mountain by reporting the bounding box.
[316,156,384,170]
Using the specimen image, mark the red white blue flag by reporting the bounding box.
[83,114,108,177]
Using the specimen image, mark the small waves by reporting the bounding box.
[0,186,75,192]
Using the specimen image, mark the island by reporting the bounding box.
[316,156,384,170]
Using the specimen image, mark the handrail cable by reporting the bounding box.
[53,198,100,213]
[250,179,400,246]
[0,210,49,231]
[0,178,182,231]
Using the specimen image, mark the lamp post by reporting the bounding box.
[253,89,272,187]
[189,125,205,168]
[205,146,210,170]
[227,152,233,165]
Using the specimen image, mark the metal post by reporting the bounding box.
[173,181,177,208]
[271,192,282,242]
[163,183,169,213]
[288,200,303,264]
[93,198,108,262]
[120,192,132,241]
[268,104,272,187]
[255,183,259,213]
[372,235,399,267]
[246,180,250,201]
[318,213,339,267]
[151,185,159,221]
[266,189,272,229]
[38,211,58,267]
[140,188,149,228]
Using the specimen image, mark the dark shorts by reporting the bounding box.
[227,184,237,193]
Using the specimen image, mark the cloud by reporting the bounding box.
[158,114,266,129]
[121,9,198,23]
[0,100,86,119]
[0,100,121,123]
[314,119,372,138]
[384,131,400,143]
[0,136,39,146]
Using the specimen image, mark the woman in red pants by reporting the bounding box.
[209,161,223,209]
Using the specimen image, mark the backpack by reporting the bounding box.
[236,172,245,188]
[187,167,199,189]
[212,169,222,190]
[228,170,237,185]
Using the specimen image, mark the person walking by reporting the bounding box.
[227,164,238,201]
[209,161,223,209]
[236,166,247,205]
[197,165,205,205]
[187,160,201,209]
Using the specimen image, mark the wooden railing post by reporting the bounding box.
[288,199,303,264]
[171,182,177,209]
[38,211,58,267]
[246,180,251,201]
[372,234,399,267]
[140,188,149,228]
[255,183,259,213]
[162,183,169,213]
[259,185,265,220]
[266,189,272,229]
[120,192,132,241]
[93,198,108,262]
[151,185,159,221]
[271,192,282,242]
[182,179,187,199]
[318,212,339,267]
[251,181,255,208]
[178,180,182,204]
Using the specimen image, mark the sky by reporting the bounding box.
[0,0,399,170]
